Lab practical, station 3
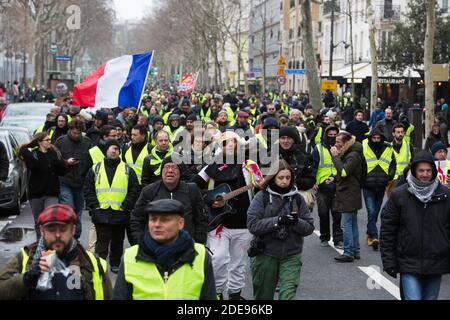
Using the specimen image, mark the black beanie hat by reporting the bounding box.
[279,126,301,145]
[104,139,121,152]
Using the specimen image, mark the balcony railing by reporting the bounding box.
[375,5,401,22]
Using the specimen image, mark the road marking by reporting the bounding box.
[358,266,400,300]
[313,230,343,255]
[8,216,17,219]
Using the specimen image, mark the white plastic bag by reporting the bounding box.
[36,253,71,292]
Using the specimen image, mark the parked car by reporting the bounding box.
[0,130,28,214]
[0,127,32,146]
[0,103,52,136]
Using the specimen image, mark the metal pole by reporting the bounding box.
[329,0,335,80]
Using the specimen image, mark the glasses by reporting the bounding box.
[163,164,179,171]
[42,139,51,142]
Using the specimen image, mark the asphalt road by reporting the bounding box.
[1,200,450,300]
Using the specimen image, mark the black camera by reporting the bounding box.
[247,237,265,257]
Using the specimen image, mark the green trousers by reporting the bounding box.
[251,253,302,300]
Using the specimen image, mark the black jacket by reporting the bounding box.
[19,148,67,198]
[424,132,445,153]
[112,241,216,300]
[279,145,316,191]
[130,180,207,244]
[380,183,450,275]
[86,127,102,146]
[84,159,141,225]
[363,128,396,190]
[0,141,9,179]
[375,118,397,142]
[54,133,92,188]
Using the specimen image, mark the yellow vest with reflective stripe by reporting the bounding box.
[281,103,289,114]
[362,140,393,175]
[404,124,415,144]
[225,106,237,123]
[124,144,150,184]
[393,140,411,178]
[89,146,105,166]
[48,129,54,139]
[315,143,337,185]
[94,160,128,210]
[163,126,183,142]
[162,111,172,125]
[150,145,174,176]
[20,247,106,300]
[35,125,45,134]
[314,127,323,145]
[123,243,205,300]
[140,106,150,117]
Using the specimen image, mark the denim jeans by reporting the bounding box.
[401,273,442,300]
[341,212,360,257]
[362,188,385,239]
[59,184,84,239]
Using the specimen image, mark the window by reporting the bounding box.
[290,0,295,9]
[442,0,449,12]
[278,30,281,41]
[289,28,293,39]
[318,21,322,33]
[251,35,254,43]
[297,26,301,37]
[270,29,273,38]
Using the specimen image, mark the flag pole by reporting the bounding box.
[136,50,155,110]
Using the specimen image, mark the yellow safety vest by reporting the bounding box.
[315,143,337,185]
[314,127,323,145]
[393,140,411,178]
[89,146,105,166]
[281,104,289,114]
[362,140,393,175]
[20,247,106,300]
[123,243,205,300]
[94,160,129,210]
[35,124,45,134]
[48,128,54,139]
[404,124,415,145]
[140,106,150,117]
[200,107,212,122]
[163,126,184,142]
[255,133,268,149]
[162,111,172,125]
[150,145,174,177]
[124,144,150,184]
[225,106,237,123]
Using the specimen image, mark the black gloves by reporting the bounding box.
[23,263,42,288]
[385,268,397,279]
[278,214,299,226]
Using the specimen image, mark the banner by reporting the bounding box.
[178,72,198,94]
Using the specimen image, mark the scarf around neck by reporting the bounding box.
[406,171,439,203]
[143,230,193,271]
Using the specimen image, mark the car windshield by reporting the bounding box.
[1,120,42,135]
[3,105,50,117]
[7,130,30,145]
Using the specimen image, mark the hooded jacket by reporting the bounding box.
[332,136,363,212]
[381,151,450,275]
[363,127,396,190]
[247,187,314,259]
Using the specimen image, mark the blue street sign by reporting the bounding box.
[286,69,305,75]
[250,67,262,72]
[55,55,72,62]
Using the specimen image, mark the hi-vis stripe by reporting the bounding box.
[95,188,128,193]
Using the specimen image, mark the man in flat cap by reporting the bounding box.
[113,199,216,300]
[0,204,112,300]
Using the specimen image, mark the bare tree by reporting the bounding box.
[424,0,436,137]
[301,0,322,111]
[365,0,378,114]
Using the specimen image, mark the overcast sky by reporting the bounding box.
[113,0,153,21]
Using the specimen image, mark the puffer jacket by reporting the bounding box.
[380,183,450,275]
[332,136,363,213]
[247,187,314,259]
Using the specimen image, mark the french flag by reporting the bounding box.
[72,51,154,108]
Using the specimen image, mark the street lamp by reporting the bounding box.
[333,41,350,50]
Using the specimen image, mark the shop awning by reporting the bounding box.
[321,63,369,78]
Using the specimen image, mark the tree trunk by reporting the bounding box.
[348,0,355,102]
[367,0,378,115]
[424,0,436,141]
[301,0,322,112]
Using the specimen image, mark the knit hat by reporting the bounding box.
[431,141,447,156]
[152,116,164,125]
[104,139,120,152]
[263,117,279,129]
[279,126,301,145]
[95,111,108,125]
[237,111,249,118]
